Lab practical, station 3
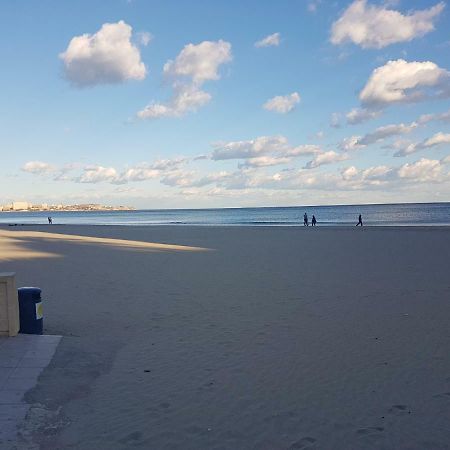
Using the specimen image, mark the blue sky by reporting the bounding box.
[1,0,449,208]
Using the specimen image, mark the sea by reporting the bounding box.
[0,203,449,227]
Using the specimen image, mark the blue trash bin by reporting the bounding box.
[18,287,43,335]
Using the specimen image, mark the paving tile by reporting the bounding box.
[0,334,62,445]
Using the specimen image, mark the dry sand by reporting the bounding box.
[0,225,449,450]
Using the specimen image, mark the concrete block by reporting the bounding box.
[0,273,19,337]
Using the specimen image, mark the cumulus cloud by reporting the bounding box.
[160,170,196,187]
[359,59,450,106]
[423,132,450,147]
[136,31,152,46]
[331,0,444,49]
[163,40,232,83]
[308,0,321,13]
[304,151,348,169]
[346,107,381,124]
[29,157,188,185]
[137,84,211,119]
[118,166,160,183]
[239,156,292,168]
[77,166,119,183]
[60,21,147,87]
[340,136,365,151]
[341,166,359,180]
[263,92,300,114]
[22,161,55,174]
[339,164,394,188]
[138,40,232,119]
[358,121,418,146]
[393,132,450,157]
[418,109,450,124]
[398,158,444,181]
[211,136,289,160]
[330,112,342,128]
[255,33,281,48]
[211,136,320,162]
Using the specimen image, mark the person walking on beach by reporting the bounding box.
[356,214,363,226]
[303,212,308,226]
[48,216,52,224]
[312,215,317,226]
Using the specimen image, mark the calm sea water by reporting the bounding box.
[0,203,449,226]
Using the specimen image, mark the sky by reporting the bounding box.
[1,0,450,208]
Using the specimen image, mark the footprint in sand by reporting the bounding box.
[388,404,410,415]
[357,427,384,436]
[289,436,316,449]
[118,431,142,444]
[433,392,450,399]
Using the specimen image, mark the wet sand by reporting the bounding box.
[1,225,449,449]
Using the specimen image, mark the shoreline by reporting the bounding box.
[1,223,450,228]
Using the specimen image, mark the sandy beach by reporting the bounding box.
[1,225,449,450]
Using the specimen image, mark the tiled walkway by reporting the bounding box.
[0,334,61,446]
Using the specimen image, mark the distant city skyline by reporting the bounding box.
[1,0,449,208]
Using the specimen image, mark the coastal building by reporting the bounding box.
[12,201,29,211]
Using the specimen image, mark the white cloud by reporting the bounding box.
[330,112,341,128]
[286,145,322,157]
[211,136,320,162]
[22,161,55,174]
[138,40,232,119]
[78,166,119,183]
[360,59,450,106]
[263,92,300,114]
[398,158,443,181]
[137,84,211,119]
[346,107,381,124]
[136,31,152,46]
[60,21,147,87]
[304,151,348,169]
[392,132,450,157]
[341,166,359,180]
[163,40,232,84]
[340,136,364,151]
[308,0,321,13]
[358,121,418,145]
[339,164,394,188]
[331,0,444,49]
[255,33,281,48]
[211,136,289,160]
[118,166,160,183]
[239,156,292,168]
[190,171,232,187]
[418,109,450,124]
[160,170,197,187]
[423,132,450,147]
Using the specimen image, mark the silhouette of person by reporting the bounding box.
[356,214,363,226]
[48,217,52,224]
[312,215,317,226]
[303,212,308,226]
